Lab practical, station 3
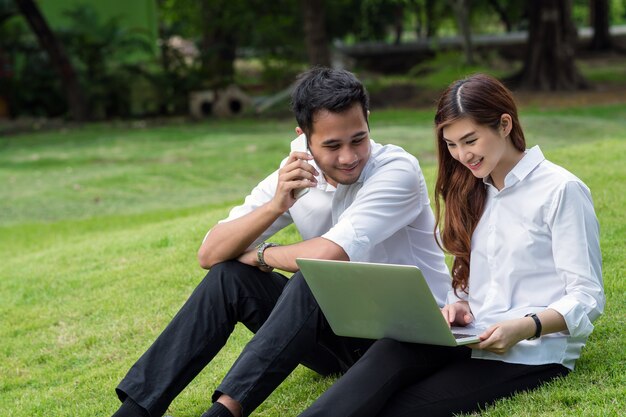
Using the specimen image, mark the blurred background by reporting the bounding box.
[1,0,625,129]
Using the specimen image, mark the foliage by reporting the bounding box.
[58,5,156,118]
[157,0,306,88]
[0,3,156,119]
[471,0,528,33]
[0,104,625,416]
[4,0,626,118]
[0,14,67,117]
[571,0,626,26]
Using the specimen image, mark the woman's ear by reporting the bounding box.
[500,114,513,137]
[295,127,304,135]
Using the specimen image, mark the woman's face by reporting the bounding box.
[441,115,519,189]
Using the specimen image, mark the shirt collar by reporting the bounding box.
[317,174,336,192]
[355,139,380,184]
[312,160,336,192]
[483,145,545,189]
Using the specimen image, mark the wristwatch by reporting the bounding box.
[525,313,542,340]
[256,242,278,270]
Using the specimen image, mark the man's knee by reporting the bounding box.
[284,271,309,289]
[283,271,317,302]
[198,260,260,298]
[206,260,255,278]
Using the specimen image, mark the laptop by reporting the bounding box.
[296,258,482,346]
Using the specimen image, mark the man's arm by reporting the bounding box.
[237,155,426,272]
[237,237,348,273]
[321,155,425,262]
[198,202,286,269]
[198,151,318,269]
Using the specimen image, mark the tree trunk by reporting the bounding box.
[200,0,236,89]
[156,0,170,76]
[425,0,437,38]
[590,0,612,50]
[515,0,588,91]
[15,0,87,120]
[450,0,475,65]
[393,4,404,45]
[301,0,331,67]
[414,2,422,39]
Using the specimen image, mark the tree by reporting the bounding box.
[590,0,612,50]
[14,0,87,120]
[424,0,441,37]
[450,0,475,65]
[158,0,308,89]
[300,0,331,67]
[199,0,239,88]
[514,0,588,91]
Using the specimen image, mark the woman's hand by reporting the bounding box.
[441,301,474,327]
[469,317,535,354]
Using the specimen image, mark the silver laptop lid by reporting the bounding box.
[296,258,480,346]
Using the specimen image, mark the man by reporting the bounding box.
[112,68,451,417]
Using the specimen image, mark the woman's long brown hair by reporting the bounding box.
[433,74,526,295]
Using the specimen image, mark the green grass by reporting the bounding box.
[1,103,625,416]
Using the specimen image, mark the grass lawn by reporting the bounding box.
[1,102,625,417]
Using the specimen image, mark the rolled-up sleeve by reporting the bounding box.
[323,157,424,261]
[547,181,604,338]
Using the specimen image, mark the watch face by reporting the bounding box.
[257,242,277,268]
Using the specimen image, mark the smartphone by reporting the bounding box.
[290,133,310,199]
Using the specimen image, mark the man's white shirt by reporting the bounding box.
[211,140,451,306]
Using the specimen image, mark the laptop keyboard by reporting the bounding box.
[452,332,477,340]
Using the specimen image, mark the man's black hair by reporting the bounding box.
[291,67,369,138]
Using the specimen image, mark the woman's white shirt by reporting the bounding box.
[447,146,604,370]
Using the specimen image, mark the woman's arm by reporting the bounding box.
[469,309,566,355]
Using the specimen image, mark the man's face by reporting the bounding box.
[305,104,371,187]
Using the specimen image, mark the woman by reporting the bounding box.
[297,74,605,417]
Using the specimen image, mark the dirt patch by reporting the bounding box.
[370,81,626,111]
[511,52,626,108]
[371,52,626,110]
[512,82,626,109]
[370,84,440,109]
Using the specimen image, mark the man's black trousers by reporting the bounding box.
[116,261,372,417]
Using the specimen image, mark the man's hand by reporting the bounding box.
[269,152,318,213]
[441,301,473,327]
[468,317,535,354]
[237,250,273,273]
[198,151,318,269]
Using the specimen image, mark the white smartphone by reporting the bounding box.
[290,133,310,199]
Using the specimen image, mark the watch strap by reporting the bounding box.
[525,313,542,340]
[256,242,278,269]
